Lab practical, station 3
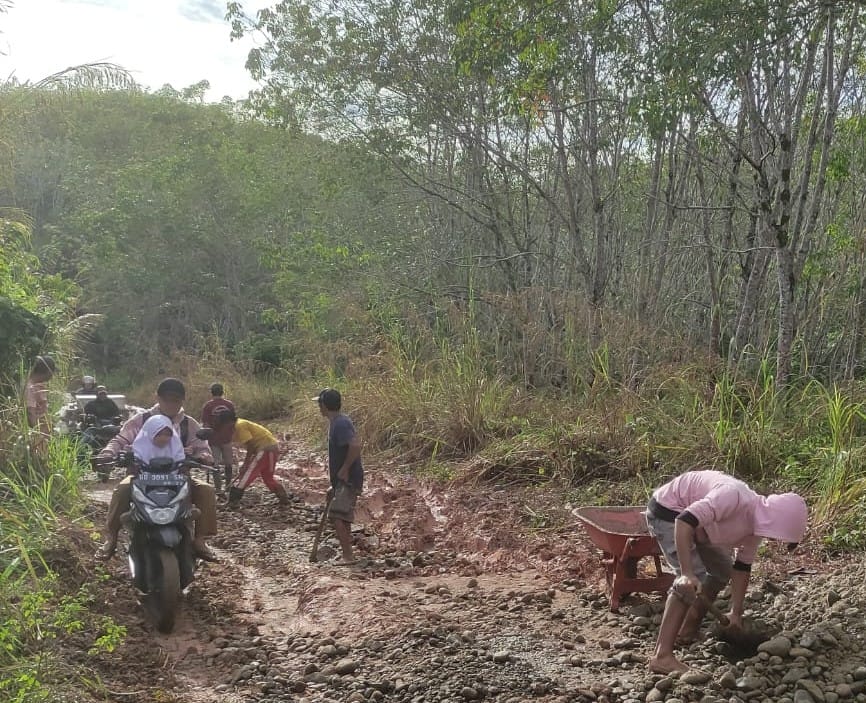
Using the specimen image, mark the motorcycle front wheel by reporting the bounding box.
[150,548,181,633]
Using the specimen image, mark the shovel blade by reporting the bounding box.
[713,619,773,656]
[311,545,336,563]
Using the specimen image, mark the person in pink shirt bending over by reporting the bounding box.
[645,470,808,674]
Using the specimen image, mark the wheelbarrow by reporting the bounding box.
[573,506,674,611]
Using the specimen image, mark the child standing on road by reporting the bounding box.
[200,382,236,488]
[25,355,56,455]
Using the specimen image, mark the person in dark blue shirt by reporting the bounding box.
[84,386,121,422]
[315,388,363,564]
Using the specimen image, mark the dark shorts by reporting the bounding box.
[645,510,733,591]
[328,483,359,523]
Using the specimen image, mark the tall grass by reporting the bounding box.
[706,358,780,481]
[286,310,866,552]
[806,384,866,532]
[339,321,519,461]
[123,338,296,422]
[0,387,109,702]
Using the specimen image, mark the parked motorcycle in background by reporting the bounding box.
[116,452,204,633]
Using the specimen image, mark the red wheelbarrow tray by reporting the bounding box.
[573,505,675,611]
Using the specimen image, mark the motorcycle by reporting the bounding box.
[117,452,203,633]
[81,415,122,481]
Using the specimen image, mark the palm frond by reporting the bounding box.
[54,314,106,356]
[34,62,138,91]
[0,208,33,231]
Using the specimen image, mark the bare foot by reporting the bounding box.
[649,654,689,675]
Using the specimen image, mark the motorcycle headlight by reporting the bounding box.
[144,506,177,525]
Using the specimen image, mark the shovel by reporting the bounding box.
[699,591,772,655]
[675,579,770,655]
[309,491,333,563]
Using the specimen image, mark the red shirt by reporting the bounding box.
[201,397,236,444]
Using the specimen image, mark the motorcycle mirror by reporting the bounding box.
[196,427,213,441]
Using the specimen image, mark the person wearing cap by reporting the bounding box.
[645,469,808,674]
[210,409,293,508]
[200,383,236,488]
[315,388,364,565]
[25,355,55,427]
[84,386,121,422]
[75,375,98,395]
[96,378,218,561]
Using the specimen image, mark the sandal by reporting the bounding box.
[193,544,219,562]
[96,540,117,560]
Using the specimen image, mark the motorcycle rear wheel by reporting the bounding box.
[152,548,181,633]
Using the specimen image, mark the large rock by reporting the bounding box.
[758,636,793,658]
[680,670,712,685]
[334,658,360,675]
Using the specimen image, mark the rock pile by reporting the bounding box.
[609,567,866,703]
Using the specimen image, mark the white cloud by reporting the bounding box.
[178,0,226,23]
[0,0,273,100]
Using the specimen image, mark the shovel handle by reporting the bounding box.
[699,591,731,627]
[309,492,333,563]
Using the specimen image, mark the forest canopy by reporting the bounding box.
[4,0,866,394]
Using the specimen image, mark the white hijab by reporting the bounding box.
[131,414,185,464]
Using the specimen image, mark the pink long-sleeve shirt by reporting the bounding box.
[653,470,766,563]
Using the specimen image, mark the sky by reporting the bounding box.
[0,0,273,101]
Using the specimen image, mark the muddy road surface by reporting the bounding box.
[77,443,866,703]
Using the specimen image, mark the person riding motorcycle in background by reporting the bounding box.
[75,375,98,395]
[96,378,218,561]
[84,386,121,422]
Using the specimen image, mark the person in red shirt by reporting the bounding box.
[201,383,236,488]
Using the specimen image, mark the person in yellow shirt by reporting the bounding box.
[214,410,292,508]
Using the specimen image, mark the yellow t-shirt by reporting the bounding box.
[233,419,277,452]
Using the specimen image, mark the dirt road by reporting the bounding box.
[76,442,866,703]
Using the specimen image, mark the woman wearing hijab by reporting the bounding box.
[131,414,185,465]
[125,415,207,561]
[645,469,808,674]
